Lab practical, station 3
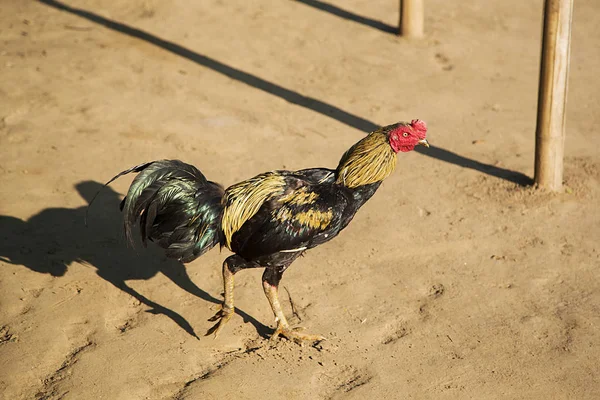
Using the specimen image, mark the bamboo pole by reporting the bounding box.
[534,0,573,191]
[399,0,424,37]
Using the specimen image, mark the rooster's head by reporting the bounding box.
[385,119,429,153]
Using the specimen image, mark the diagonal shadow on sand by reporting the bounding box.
[38,0,533,186]
[0,181,270,339]
[293,0,397,34]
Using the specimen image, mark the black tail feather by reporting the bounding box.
[97,160,225,263]
[86,161,155,226]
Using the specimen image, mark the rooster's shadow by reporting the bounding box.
[0,181,270,339]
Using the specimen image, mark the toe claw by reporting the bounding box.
[205,322,220,337]
[205,306,234,338]
[269,325,326,345]
[207,310,223,322]
[269,326,283,342]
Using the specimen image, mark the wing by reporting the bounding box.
[221,171,287,250]
[221,168,335,250]
[230,172,351,261]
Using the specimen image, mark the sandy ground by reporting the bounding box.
[1,0,599,398]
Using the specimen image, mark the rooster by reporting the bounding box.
[101,120,428,344]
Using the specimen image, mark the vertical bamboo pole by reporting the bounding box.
[399,0,424,37]
[534,0,573,191]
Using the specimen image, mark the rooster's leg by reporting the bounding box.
[262,267,325,345]
[207,255,248,338]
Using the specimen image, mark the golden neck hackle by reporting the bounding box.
[335,131,397,189]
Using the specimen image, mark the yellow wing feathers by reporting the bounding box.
[221,172,287,249]
[275,189,333,230]
[279,189,319,206]
[222,176,334,250]
[294,209,333,230]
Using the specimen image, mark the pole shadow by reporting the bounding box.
[36,0,532,179]
[37,0,533,186]
[293,0,397,34]
[0,181,270,339]
[414,146,533,185]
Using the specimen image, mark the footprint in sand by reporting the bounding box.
[435,52,454,71]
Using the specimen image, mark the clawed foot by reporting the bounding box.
[205,305,234,338]
[270,324,326,346]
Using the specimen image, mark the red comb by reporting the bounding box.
[410,119,427,138]
[410,119,427,132]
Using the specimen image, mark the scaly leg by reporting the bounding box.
[262,267,325,345]
[206,256,241,337]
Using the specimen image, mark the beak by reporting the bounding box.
[417,138,430,148]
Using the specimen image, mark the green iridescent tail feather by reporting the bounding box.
[107,160,224,263]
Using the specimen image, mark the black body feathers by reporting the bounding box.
[102,139,390,267]
[228,168,380,266]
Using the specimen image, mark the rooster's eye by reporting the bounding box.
[402,132,409,138]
